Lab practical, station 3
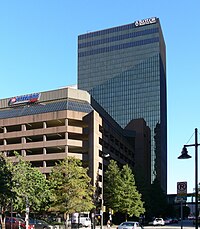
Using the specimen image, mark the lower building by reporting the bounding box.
[125,119,151,191]
[0,87,147,205]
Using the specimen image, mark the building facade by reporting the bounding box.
[0,87,137,204]
[78,17,167,192]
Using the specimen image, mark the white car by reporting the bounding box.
[153,218,165,226]
[69,212,91,227]
[117,221,143,229]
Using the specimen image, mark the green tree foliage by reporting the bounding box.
[104,160,145,220]
[10,155,51,213]
[104,160,121,209]
[148,178,168,218]
[119,165,145,218]
[0,153,12,209]
[48,157,94,215]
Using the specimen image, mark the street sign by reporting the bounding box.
[177,181,187,200]
[175,197,186,203]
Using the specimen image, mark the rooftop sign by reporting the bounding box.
[134,17,157,27]
[8,93,41,106]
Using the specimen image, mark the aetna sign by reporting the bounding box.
[134,17,157,27]
[8,93,41,106]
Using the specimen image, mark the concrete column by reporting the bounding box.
[22,150,26,156]
[3,127,7,133]
[65,118,68,140]
[22,125,26,155]
[43,148,47,168]
[43,121,47,128]
[65,145,68,155]
[43,135,47,141]
[43,147,47,155]
[65,119,68,156]
[22,124,26,131]
[43,122,47,142]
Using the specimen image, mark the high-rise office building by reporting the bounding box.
[78,17,167,192]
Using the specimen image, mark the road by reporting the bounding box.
[63,220,195,229]
[93,220,195,229]
[144,220,194,229]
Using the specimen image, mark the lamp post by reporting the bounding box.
[178,128,199,229]
[25,196,29,229]
[101,153,110,229]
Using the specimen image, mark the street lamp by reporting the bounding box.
[101,153,110,229]
[178,128,199,229]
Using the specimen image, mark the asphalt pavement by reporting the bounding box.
[144,220,194,229]
[92,220,195,229]
[54,220,195,229]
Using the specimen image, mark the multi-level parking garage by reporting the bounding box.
[0,87,137,190]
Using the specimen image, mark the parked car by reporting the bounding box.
[171,218,178,224]
[117,221,143,229]
[188,216,195,220]
[29,219,51,229]
[5,217,26,229]
[69,213,91,227]
[164,218,172,224]
[192,217,200,225]
[152,218,165,226]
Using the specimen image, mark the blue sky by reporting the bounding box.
[0,0,200,194]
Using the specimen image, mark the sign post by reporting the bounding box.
[177,182,187,229]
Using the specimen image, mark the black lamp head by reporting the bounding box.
[178,146,192,159]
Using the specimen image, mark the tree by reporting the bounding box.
[104,160,121,209]
[0,153,12,207]
[48,157,94,219]
[10,154,52,213]
[0,152,51,229]
[119,164,145,219]
[148,178,168,218]
[0,153,13,229]
[104,160,145,220]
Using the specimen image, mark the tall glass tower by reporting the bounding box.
[78,17,167,192]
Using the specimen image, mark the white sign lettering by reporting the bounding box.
[8,93,41,106]
[135,17,157,27]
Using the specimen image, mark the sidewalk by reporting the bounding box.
[51,225,117,229]
[88,226,117,229]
